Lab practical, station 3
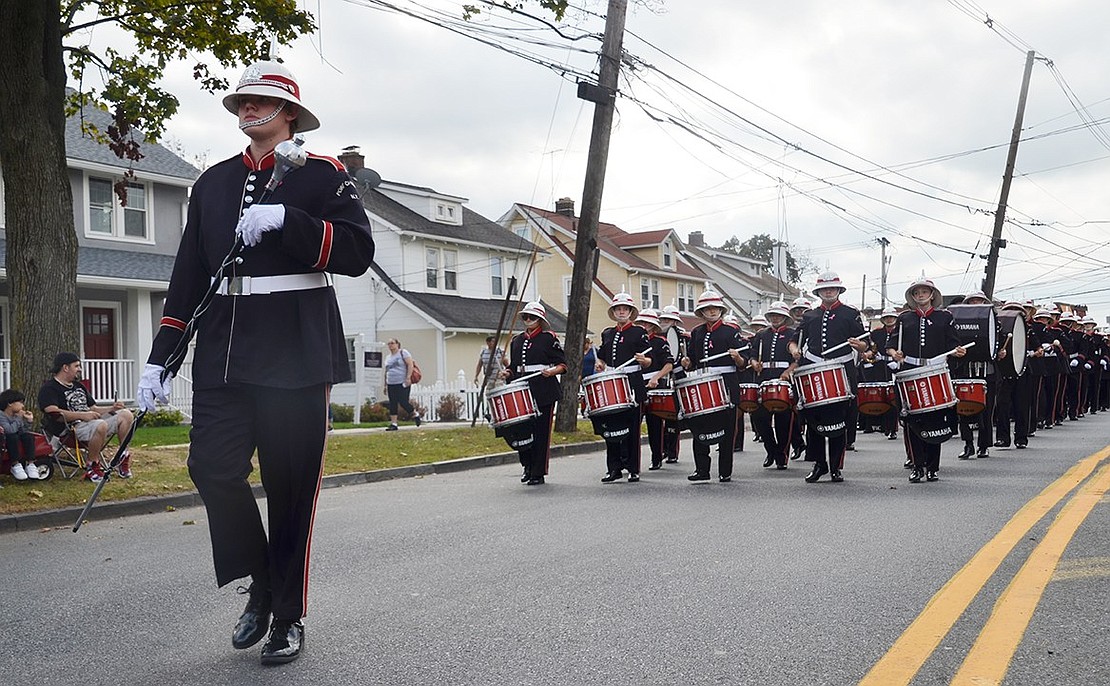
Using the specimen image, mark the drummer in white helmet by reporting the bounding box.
[886,276,966,482]
[657,306,687,463]
[860,306,900,440]
[748,301,798,469]
[633,309,675,470]
[951,290,1007,459]
[595,292,650,483]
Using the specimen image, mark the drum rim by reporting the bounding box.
[894,363,951,381]
[674,372,726,389]
[487,380,533,397]
[585,368,634,384]
[794,359,849,375]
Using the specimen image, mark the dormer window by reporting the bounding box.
[434,202,460,224]
[662,241,673,269]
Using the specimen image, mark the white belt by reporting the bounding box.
[1069,353,1079,359]
[523,364,547,372]
[704,365,736,375]
[216,273,330,296]
[805,351,853,365]
[763,361,791,369]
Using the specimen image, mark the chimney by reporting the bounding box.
[555,197,576,217]
[689,230,704,247]
[338,145,364,173]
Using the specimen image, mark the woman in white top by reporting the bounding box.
[383,339,422,430]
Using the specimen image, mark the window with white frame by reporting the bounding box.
[662,241,673,269]
[491,257,504,296]
[344,336,357,382]
[426,247,439,288]
[640,277,660,310]
[443,249,458,291]
[678,283,696,312]
[563,276,572,312]
[87,175,150,240]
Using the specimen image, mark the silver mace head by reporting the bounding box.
[266,134,307,192]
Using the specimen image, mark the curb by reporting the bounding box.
[0,437,628,534]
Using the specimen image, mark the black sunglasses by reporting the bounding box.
[521,314,538,321]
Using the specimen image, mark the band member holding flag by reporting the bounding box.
[136,60,374,665]
[788,272,869,483]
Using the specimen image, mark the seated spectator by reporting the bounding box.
[0,389,39,481]
[37,352,134,482]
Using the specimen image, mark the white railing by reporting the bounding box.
[406,370,489,423]
[0,358,135,403]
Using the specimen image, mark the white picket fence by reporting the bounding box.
[405,370,488,423]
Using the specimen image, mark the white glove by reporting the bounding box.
[236,204,286,247]
[1070,359,1079,369]
[1102,359,1107,370]
[137,364,173,412]
[1085,363,1092,370]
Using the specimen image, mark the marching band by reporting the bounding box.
[487,273,1106,488]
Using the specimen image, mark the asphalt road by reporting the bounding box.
[2,416,1109,686]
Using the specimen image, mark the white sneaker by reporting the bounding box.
[10,463,27,481]
[24,463,40,480]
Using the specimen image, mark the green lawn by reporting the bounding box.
[0,423,604,516]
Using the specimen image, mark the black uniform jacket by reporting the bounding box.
[886,307,961,369]
[149,148,375,390]
[789,301,866,367]
[750,325,796,383]
[599,322,649,401]
[642,333,675,383]
[507,328,565,407]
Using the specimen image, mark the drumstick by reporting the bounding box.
[927,341,976,365]
[700,345,751,365]
[613,347,654,371]
[820,330,871,357]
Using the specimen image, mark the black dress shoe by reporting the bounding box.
[648,462,662,470]
[977,448,989,458]
[829,470,843,482]
[601,472,622,483]
[994,440,1010,448]
[845,444,856,452]
[232,583,271,650]
[526,476,545,485]
[664,457,679,464]
[719,476,731,483]
[762,456,775,468]
[776,463,788,470]
[520,471,530,483]
[908,469,923,483]
[792,446,805,460]
[957,442,975,460]
[926,471,939,482]
[804,464,828,483]
[887,432,898,440]
[627,473,640,482]
[1015,441,1028,449]
[260,620,304,665]
[687,472,710,482]
[903,457,913,469]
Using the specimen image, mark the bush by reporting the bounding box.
[143,407,184,427]
[330,403,353,423]
[360,400,391,423]
[436,393,464,422]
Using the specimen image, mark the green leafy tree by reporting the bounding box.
[719,234,804,285]
[0,1,313,400]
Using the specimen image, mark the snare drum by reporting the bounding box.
[583,369,636,416]
[758,379,795,413]
[675,372,731,419]
[487,381,538,428]
[857,381,895,416]
[793,360,851,408]
[737,383,760,412]
[954,378,987,416]
[895,364,956,415]
[645,389,679,421]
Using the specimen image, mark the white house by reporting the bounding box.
[680,231,802,321]
[329,149,569,408]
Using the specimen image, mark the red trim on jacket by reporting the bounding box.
[313,220,334,269]
[241,147,276,171]
[160,316,187,332]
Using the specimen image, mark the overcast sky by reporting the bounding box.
[111,0,1110,314]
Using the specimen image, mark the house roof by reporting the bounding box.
[0,239,175,284]
[366,187,539,254]
[515,205,707,280]
[64,94,200,181]
[683,243,797,300]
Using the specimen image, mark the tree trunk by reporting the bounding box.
[0,2,81,402]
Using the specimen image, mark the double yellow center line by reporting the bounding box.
[859,445,1110,686]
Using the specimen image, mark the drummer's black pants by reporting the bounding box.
[995,374,1032,445]
[521,403,555,477]
[959,374,996,449]
[188,382,329,622]
[752,406,797,466]
[604,407,642,475]
[662,420,680,460]
[903,427,941,472]
[693,406,736,479]
[646,411,666,465]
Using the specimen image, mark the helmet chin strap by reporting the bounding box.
[239,99,286,130]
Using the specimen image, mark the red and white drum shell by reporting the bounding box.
[737,383,760,413]
[758,379,795,413]
[954,378,987,416]
[793,360,851,409]
[857,381,895,416]
[487,381,538,428]
[645,389,679,421]
[894,364,956,415]
[582,369,636,417]
[675,372,732,419]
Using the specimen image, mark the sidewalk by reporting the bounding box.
[0,433,635,534]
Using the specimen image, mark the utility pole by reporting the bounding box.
[554,0,628,433]
[877,236,890,309]
[983,50,1036,300]
[860,274,867,310]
